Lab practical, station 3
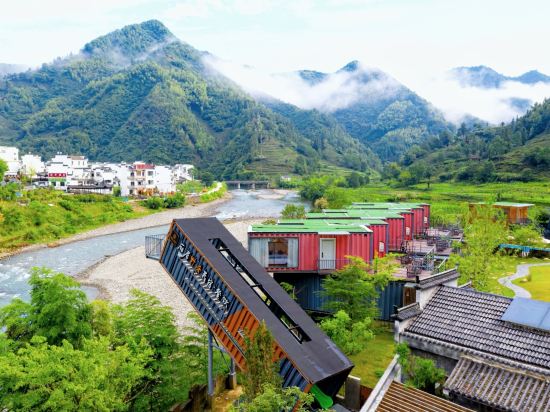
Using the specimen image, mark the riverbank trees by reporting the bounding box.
[0,268,226,411]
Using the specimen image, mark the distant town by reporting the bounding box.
[0,146,194,196]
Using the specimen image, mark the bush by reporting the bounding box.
[143,197,164,210]
[280,204,306,219]
[163,193,185,209]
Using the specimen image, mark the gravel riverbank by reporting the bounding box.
[77,219,261,331]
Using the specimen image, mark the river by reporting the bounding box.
[0,189,305,307]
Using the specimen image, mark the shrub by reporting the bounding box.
[142,197,164,210]
[163,193,185,209]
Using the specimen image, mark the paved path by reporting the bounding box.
[498,263,550,298]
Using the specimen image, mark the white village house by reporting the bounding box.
[0,145,194,196]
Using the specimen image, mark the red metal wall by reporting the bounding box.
[421,204,430,229]
[411,208,424,236]
[249,232,373,272]
[369,224,387,258]
[386,217,404,251]
[347,233,373,264]
[401,212,413,240]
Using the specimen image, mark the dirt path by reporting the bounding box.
[498,263,550,298]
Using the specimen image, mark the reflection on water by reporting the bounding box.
[0,189,304,307]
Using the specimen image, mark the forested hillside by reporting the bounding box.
[398,99,550,183]
[0,20,379,178]
[293,61,452,162]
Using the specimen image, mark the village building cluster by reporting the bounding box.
[0,146,194,196]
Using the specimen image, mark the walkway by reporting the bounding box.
[498,263,550,298]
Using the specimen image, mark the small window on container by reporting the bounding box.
[379,242,385,253]
[406,227,411,236]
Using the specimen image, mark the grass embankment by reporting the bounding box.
[512,265,550,301]
[348,324,396,388]
[469,256,546,298]
[0,189,152,253]
[321,181,550,224]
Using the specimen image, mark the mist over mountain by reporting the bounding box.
[0,63,28,77]
[450,66,550,89]
[207,57,451,162]
[0,20,379,178]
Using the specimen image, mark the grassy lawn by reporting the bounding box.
[512,265,550,301]
[348,324,396,388]
[478,256,548,298]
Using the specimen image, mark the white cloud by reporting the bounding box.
[203,55,402,112]
[408,74,550,124]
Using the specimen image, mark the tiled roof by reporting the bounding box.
[376,381,473,412]
[395,302,422,321]
[416,268,460,289]
[404,286,550,369]
[445,355,550,412]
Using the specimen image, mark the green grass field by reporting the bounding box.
[322,181,550,225]
[348,324,396,388]
[512,265,550,301]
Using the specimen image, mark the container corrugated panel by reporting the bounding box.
[387,217,404,251]
[377,281,405,321]
[347,233,372,263]
[421,204,430,229]
[401,212,413,240]
[412,208,424,236]
[369,224,387,258]
[274,273,331,313]
[276,273,405,321]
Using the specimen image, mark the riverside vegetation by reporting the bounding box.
[0,168,224,254]
[0,268,230,411]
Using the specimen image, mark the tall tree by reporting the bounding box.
[456,206,507,291]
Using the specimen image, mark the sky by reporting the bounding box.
[1,0,550,123]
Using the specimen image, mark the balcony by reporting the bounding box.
[318,259,350,272]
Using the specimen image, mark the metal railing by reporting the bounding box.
[145,234,166,260]
[318,259,350,271]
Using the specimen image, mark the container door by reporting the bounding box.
[320,238,336,270]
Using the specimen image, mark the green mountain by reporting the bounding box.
[0,20,379,178]
[401,99,550,182]
[291,61,452,162]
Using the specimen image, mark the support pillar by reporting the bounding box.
[208,330,215,397]
[227,357,237,389]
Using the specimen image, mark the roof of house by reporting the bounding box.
[415,268,460,290]
[403,286,550,369]
[306,210,406,219]
[493,202,534,207]
[376,381,473,412]
[395,302,422,321]
[445,355,550,412]
[250,221,373,234]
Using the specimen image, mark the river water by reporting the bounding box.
[0,189,305,307]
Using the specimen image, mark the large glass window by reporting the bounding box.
[249,237,298,268]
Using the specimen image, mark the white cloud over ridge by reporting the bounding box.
[205,55,550,125]
[203,55,402,112]
[406,74,550,125]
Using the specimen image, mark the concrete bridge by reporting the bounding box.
[225,180,269,190]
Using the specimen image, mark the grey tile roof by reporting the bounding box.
[416,268,459,289]
[395,302,421,321]
[404,286,550,369]
[445,355,550,412]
